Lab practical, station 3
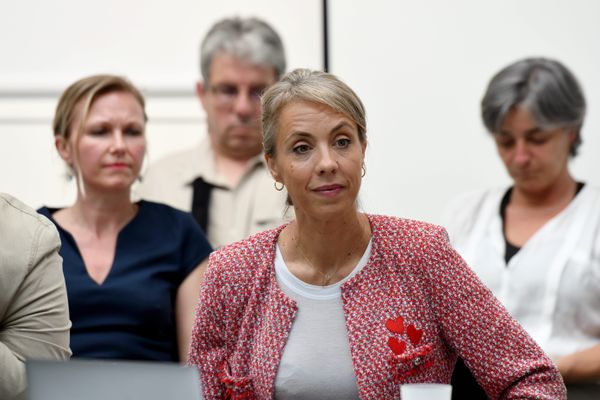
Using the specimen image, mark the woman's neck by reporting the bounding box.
[504,171,578,247]
[59,189,137,237]
[511,170,577,210]
[287,210,371,273]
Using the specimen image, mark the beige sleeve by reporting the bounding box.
[0,222,71,400]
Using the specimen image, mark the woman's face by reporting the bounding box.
[266,100,366,220]
[494,106,575,194]
[57,90,146,194]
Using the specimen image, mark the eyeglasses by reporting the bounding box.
[207,84,267,108]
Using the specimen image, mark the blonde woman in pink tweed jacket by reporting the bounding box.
[188,69,566,400]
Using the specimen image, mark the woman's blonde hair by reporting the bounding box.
[53,74,147,188]
[54,74,147,144]
[261,68,366,157]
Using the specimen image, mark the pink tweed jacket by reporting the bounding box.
[188,215,566,399]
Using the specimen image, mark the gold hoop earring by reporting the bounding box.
[361,163,366,177]
[274,181,284,191]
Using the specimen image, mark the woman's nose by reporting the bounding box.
[317,147,337,175]
[110,132,126,152]
[513,140,531,166]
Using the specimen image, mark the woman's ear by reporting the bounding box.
[265,153,282,183]
[55,136,73,165]
[567,129,577,146]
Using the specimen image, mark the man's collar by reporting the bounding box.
[185,136,268,189]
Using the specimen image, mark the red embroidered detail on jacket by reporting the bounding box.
[389,343,435,381]
[388,336,407,355]
[386,316,434,381]
[407,323,424,346]
[385,316,405,334]
[219,362,254,400]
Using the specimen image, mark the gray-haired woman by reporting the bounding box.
[445,57,600,399]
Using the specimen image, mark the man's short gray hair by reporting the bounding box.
[200,17,286,82]
[481,57,586,157]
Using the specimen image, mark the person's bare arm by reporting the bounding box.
[556,344,600,383]
[175,258,209,363]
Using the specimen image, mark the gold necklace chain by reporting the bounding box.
[296,243,344,287]
[294,217,371,287]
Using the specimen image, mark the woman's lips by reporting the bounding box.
[313,184,344,196]
[104,162,129,169]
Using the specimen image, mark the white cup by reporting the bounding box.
[400,383,452,400]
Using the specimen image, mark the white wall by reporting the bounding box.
[2,1,598,223]
[330,0,600,224]
[0,0,322,90]
[0,0,323,208]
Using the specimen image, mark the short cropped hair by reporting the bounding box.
[261,68,367,158]
[200,17,286,82]
[481,57,586,156]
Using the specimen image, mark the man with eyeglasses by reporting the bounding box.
[139,17,290,249]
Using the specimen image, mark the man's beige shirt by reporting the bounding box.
[0,193,71,400]
[138,136,291,249]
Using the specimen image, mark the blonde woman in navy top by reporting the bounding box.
[39,75,212,362]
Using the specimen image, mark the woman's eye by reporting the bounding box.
[495,137,514,149]
[335,138,351,148]
[125,127,143,136]
[89,128,107,136]
[528,136,548,145]
[293,144,310,154]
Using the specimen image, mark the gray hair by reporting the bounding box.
[481,57,586,156]
[200,17,286,82]
[261,68,367,158]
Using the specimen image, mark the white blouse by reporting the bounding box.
[443,185,600,359]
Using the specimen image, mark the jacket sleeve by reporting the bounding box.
[425,226,566,399]
[0,221,71,400]
[188,253,228,399]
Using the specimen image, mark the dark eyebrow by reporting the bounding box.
[498,127,542,136]
[524,128,545,136]
[282,131,312,145]
[283,121,355,145]
[330,121,354,134]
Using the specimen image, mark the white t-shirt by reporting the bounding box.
[273,240,372,400]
